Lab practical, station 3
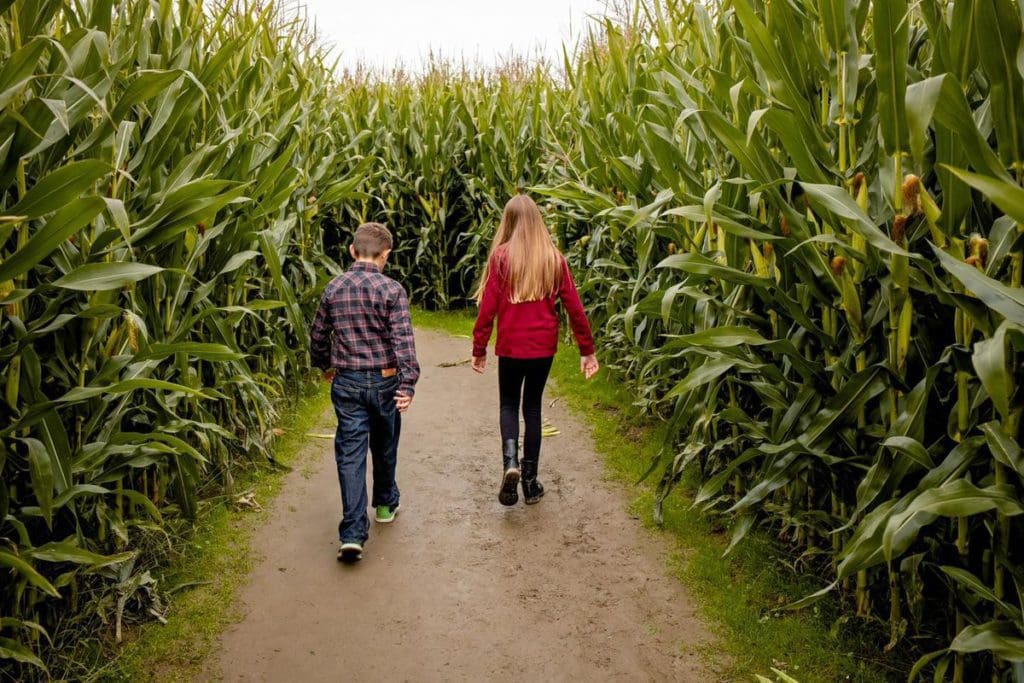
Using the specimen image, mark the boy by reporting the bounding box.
[310,222,420,563]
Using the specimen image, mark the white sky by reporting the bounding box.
[297,0,610,72]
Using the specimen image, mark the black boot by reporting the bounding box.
[521,456,545,504]
[499,439,520,506]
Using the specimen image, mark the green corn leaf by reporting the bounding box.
[950,0,980,81]
[728,451,803,513]
[724,514,755,556]
[111,432,207,463]
[218,250,260,276]
[119,490,161,522]
[907,650,951,683]
[110,69,185,121]
[974,0,1024,167]
[663,326,771,349]
[57,378,209,403]
[0,550,59,597]
[53,263,164,291]
[258,231,307,348]
[906,73,942,168]
[944,166,1024,225]
[135,342,245,362]
[882,436,935,469]
[981,421,1024,480]
[732,0,820,145]
[665,358,739,399]
[784,580,839,611]
[0,620,49,652]
[0,37,47,110]
[923,75,1013,180]
[696,110,781,189]
[883,481,1024,562]
[695,448,761,505]
[242,299,286,311]
[0,637,46,670]
[20,438,53,529]
[6,160,109,220]
[664,205,782,241]
[759,108,829,184]
[934,245,1024,325]
[940,566,1018,616]
[951,622,1024,661]
[657,252,773,287]
[973,323,1015,419]
[874,0,910,155]
[801,183,913,257]
[52,484,111,509]
[0,197,105,283]
[28,543,135,567]
[799,366,888,448]
[820,0,855,52]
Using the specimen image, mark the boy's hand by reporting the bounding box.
[322,368,336,383]
[472,355,486,374]
[581,354,600,380]
[395,391,413,413]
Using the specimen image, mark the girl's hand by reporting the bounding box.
[581,354,599,380]
[472,355,487,374]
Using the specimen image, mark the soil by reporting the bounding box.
[204,328,718,682]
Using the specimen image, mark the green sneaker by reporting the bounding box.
[375,503,400,524]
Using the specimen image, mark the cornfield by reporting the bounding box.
[541,3,1024,680]
[3,0,1024,680]
[0,0,356,678]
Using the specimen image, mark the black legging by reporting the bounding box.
[498,356,554,461]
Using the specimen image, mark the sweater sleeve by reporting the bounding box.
[472,256,502,357]
[558,256,596,356]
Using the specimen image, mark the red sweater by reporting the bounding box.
[473,248,595,359]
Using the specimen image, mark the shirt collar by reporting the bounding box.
[350,261,381,274]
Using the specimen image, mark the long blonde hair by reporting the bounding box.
[475,195,562,304]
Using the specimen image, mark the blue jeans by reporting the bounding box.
[331,370,402,544]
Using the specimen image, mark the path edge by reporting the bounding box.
[99,384,333,683]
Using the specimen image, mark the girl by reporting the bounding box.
[472,194,599,506]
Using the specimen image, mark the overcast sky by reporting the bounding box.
[298,0,610,72]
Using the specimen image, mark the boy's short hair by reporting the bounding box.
[352,222,393,258]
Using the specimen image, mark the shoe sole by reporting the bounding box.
[338,544,363,563]
[375,505,400,524]
[525,492,544,505]
[499,469,520,506]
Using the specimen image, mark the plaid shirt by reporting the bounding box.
[310,262,420,396]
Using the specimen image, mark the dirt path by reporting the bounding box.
[206,328,716,682]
